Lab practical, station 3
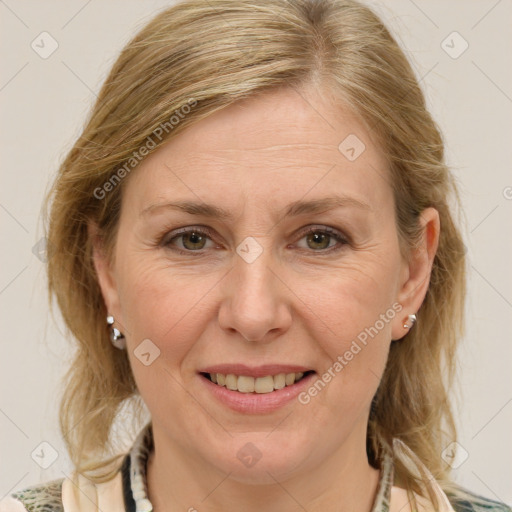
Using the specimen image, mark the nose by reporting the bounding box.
[217,244,292,343]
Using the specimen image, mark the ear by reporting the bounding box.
[391,207,440,340]
[88,220,124,328]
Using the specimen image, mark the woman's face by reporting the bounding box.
[94,86,436,483]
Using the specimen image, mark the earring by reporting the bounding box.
[107,315,126,350]
[403,314,417,330]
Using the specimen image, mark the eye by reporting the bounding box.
[162,227,216,253]
[294,226,348,253]
[161,225,349,255]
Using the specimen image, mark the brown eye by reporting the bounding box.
[163,227,215,253]
[180,231,207,250]
[295,226,348,253]
[305,232,332,250]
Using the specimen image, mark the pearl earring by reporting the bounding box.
[107,315,126,349]
[403,314,417,330]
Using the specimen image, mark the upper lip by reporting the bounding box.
[199,364,313,378]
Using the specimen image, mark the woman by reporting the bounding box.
[1,0,510,511]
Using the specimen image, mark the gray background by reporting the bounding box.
[1,0,511,505]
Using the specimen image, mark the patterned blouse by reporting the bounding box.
[1,423,510,512]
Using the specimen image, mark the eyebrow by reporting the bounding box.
[140,195,371,219]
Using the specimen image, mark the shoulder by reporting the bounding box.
[390,485,511,512]
[447,487,512,512]
[0,478,64,512]
[0,469,125,512]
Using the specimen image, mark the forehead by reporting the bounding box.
[124,86,392,215]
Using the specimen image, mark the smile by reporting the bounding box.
[197,364,317,413]
[202,371,314,393]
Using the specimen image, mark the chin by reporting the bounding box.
[218,458,305,485]
[203,436,310,484]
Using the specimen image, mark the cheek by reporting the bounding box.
[296,256,401,406]
[300,255,400,343]
[118,260,218,416]
[116,255,221,359]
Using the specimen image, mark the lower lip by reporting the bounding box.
[198,372,316,414]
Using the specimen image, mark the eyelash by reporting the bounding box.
[160,225,349,256]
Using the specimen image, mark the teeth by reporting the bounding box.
[285,373,295,386]
[254,375,274,393]
[208,371,308,393]
[225,374,237,391]
[237,375,255,393]
[273,373,286,390]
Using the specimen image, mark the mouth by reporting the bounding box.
[198,366,318,414]
[199,370,316,394]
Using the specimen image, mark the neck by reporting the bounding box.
[146,424,381,512]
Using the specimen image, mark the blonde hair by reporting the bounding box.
[45,0,471,507]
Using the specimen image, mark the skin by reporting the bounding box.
[92,84,439,512]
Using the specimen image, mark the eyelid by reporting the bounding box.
[160,225,218,248]
[297,225,349,243]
